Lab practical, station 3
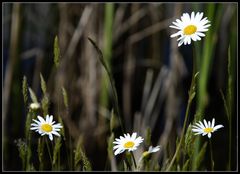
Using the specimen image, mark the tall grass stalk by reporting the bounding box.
[166,71,198,171]
[227,9,236,169]
[38,139,44,170]
[100,3,114,108]
[193,4,223,170]
[88,38,125,133]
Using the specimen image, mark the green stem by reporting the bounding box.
[45,137,53,168]
[165,94,193,171]
[228,116,232,170]
[209,139,214,171]
[166,45,197,171]
[58,148,60,170]
[69,136,73,170]
[130,151,137,170]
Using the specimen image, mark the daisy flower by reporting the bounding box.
[29,102,40,110]
[113,132,144,155]
[142,145,161,157]
[141,145,161,160]
[192,118,224,138]
[30,115,63,141]
[169,11,211,46]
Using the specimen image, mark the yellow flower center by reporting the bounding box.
[124,141,135,148]
[41,124,53,132]
[143,151,150,158]
[184,25,197,35]
[203,127,213,133]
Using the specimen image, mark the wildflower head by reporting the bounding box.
[30,115,63,141]
[192,118,224,138]
[169,11,211,46]
[113,132,144,155]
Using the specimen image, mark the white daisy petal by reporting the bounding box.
[198,12,204,22]
[192,128,203,132]
[37,116,45,123]
[149,145,160,153]
[46,115,49,123]
[212,118,215,128]
[49,115,53,123]
[33,119,40,124]
[187,37,191,44]
[31,123,39,127]
[53,124,63,128]
[51,131,61,137]
[208,133,211,138]
[198,121,205,128]
[202,132,207,136]
[131,132,137,140]
[195,122,205,129]
[114,147,124,155]
[178,38,184,47]
[196,32,205,37]
[191,35,197,41]
[213,125,224,131]
[208,121,211,128]
[198,28,209,32]
[170,31,182,38]
[49,134,53,141]
[30,127,38,130]
[195,35,202,41]
[191,11,195,21]
[169,25,181,29]
[192,125,201,129]
[203,119,208,128]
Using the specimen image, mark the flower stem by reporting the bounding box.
[130,151,137,170]
[166,45,197,171]
[165,93,193,171]
[209,139,214,171]
[45,137,53,168]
